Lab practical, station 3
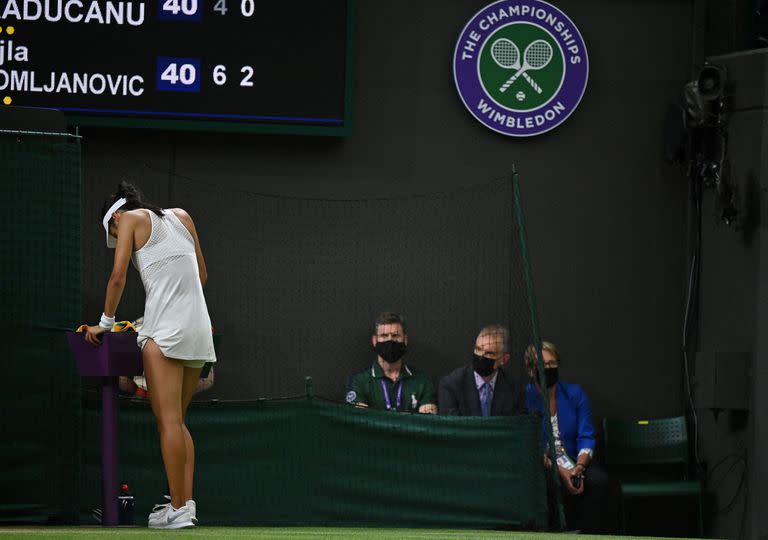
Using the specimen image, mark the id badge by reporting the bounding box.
[556,454,576,470]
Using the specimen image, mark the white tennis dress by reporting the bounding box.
[132,209,216,364]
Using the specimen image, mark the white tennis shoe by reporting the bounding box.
[147,503,194,529]
[155,495,197,525]
[186,499,197,525]
[149,499,170,521]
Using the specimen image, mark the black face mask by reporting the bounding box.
[544,367,559,388]
[375,340,407,363]
[472,354,496,377]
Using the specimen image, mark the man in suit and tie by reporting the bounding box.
[438,324,525,416]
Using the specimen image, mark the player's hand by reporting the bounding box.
[85,325,107,346]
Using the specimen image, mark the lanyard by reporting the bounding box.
[380,379,403,411]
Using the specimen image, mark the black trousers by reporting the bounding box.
[547,463,615,533]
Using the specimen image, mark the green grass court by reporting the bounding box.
[0,528,706,540]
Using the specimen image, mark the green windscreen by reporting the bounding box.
[0,130,82,523]
[79,396,548,529]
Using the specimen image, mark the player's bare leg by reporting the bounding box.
[181,366,202,503]
[143,339,187,510]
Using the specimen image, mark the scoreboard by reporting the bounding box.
[0,0,353,134]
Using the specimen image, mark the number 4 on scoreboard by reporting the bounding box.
[214,0,227,15]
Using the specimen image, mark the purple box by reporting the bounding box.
[66,331,143,376]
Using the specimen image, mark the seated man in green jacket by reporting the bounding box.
[346,312,437,414]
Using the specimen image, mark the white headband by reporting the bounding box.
[102,197,127,248]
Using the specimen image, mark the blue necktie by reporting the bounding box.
[480,383,492,417]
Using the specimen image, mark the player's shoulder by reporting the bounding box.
[169,207,190,219]
[121,209,150,224]
[169,208,195,226]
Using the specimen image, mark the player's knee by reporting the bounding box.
[155,414,183,432]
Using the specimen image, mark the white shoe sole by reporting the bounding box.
[149,520,195,529]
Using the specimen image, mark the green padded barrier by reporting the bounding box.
[79,397,548,529]
[0,131,82,523]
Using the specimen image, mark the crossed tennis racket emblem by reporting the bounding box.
[490,38,553,94]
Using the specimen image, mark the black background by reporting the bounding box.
[5,0,347,123]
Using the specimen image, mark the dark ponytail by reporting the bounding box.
[100,180,165,224]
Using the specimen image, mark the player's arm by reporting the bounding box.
[173,208,208,286]
[103,212,135,315]
[86,213,136,345]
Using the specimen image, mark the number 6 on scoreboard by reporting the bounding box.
[213,65,227,85]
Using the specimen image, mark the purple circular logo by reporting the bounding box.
[453,0,589,137]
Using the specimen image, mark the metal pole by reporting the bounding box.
[101,376,120,526]
[512,167,566,531]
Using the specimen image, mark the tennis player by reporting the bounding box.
[85,181,216,529]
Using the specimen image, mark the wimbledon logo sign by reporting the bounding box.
[453,0,589,137]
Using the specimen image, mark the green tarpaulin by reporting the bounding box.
[80,397,547,529]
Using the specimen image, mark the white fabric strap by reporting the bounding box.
[98,313,115,330]
[102,197,127,248]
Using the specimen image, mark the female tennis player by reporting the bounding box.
[85,181,216,529]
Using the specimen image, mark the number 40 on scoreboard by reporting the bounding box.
[157,57,201,92]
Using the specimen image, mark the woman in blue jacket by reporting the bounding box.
[525,341,609,533]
